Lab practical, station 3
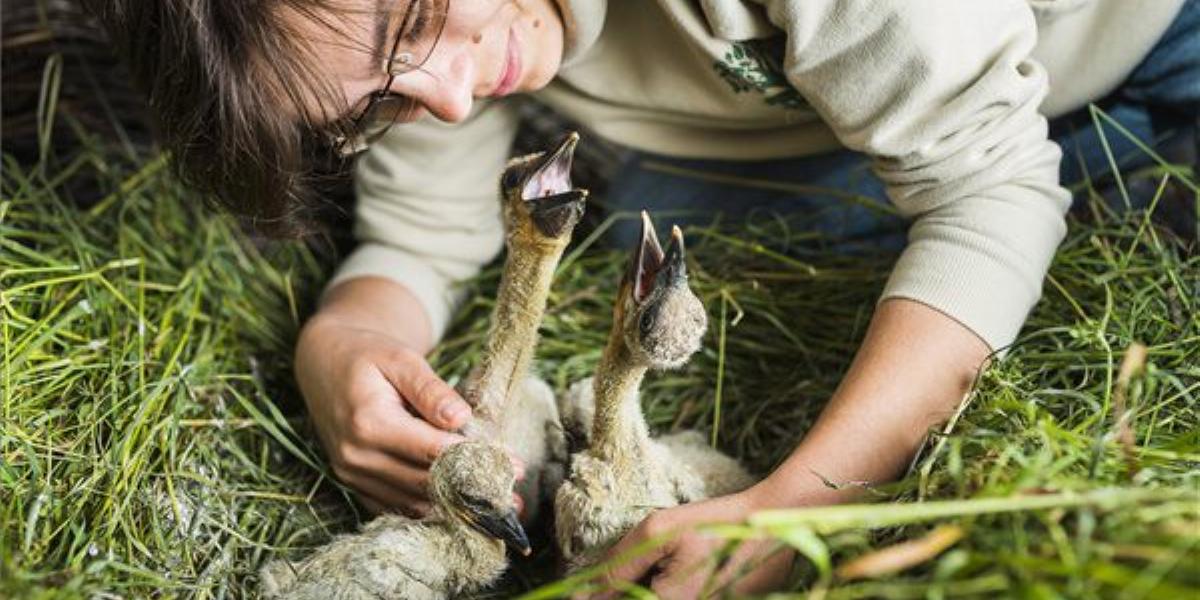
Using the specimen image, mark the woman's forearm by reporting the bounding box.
[757,298,991,505]
[313,276,436,354]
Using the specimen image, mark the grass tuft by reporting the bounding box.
[3,116,1197,598]
[1,147,351,597]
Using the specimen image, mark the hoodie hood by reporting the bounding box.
[552,0,608,66]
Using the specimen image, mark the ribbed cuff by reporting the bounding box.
[881,201,1065,352]
[881,246,1032,353]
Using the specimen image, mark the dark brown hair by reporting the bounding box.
[83,0,354,236]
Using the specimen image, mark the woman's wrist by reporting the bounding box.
[313,276,435,353]
[748,448,871,511]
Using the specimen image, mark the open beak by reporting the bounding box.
[627,210,666,304]
[529,131,580,182]
[656,225,688,289]
[523,132,587,237]
[469,508,532,557]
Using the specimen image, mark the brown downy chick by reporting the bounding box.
[260,441,529,600]
[260,136,586,598]
[557,215,755,495]
[555,213,751,570]
[459,132,587,523]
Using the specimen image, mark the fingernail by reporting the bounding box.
[510,455,526,479]
[440,402,469,425]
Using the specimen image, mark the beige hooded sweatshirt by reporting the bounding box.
[331,0,1184,351]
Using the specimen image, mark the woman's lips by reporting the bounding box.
[492,28,521,97]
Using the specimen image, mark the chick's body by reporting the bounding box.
[658,430,756,496]
[260,442,529,599]
[555,428,704,568]
[555,216,753,570]
[559,378,755,498]
[499,375,568,516]
[259,513,506,600]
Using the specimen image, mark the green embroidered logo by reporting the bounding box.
[713,38,804,109]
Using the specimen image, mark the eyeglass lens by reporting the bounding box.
[334,0,450,154]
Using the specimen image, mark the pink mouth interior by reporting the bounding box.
[634,235,665,303]
[521,159,571,200]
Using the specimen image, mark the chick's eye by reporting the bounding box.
[461,494,491,511]
[639,311,654,337]
[502,169,522,190]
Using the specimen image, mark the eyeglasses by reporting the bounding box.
[331,0,451,156]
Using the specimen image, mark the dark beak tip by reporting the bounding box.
[502,510,531,555]
[473,508,532,555]
[537,131,580,171]
[670,225,685,248]
[667,235,685,260]
[661,236,688,285]
[558,131,580,153]
[638,210,654,241]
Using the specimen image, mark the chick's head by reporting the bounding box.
[430,441,531,556]
[615,211,708,369]
[499,131,588,240]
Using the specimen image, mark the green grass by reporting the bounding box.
[1,148,350,597]
[3,116,1198,598]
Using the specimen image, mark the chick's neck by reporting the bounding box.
[588,323,653,465]
[464,228,566,424]
[431,511,508,590]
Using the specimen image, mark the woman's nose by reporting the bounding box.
[405,50,475,124]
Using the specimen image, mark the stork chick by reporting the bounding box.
[459,132,588,521]
[559,389,755,499]
[260,441,529,600]
[555,213,753,570]
[259,136,586,598]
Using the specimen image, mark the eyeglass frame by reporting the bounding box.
[330,0,451,155]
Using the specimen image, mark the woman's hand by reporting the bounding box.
[592,486,795,599]
[294,312,476,515]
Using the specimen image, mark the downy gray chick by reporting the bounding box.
[260,441,530,599]
[260,135,586,598]
[559,382,755,500]
[554,213,753,570]
[459,132,588,522]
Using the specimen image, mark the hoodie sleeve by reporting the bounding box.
[327,100,521,340]
[753,0,1071,350]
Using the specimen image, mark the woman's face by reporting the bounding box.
[299,0,565,126]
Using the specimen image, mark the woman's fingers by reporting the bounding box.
[340,467,432,517]
[358,400,467,467]
[355,447,433,497]
[294,316,475,517]
[377,349,472,430]
[332,422,437,503]
[592,517,675,600]
[356,492,390,516]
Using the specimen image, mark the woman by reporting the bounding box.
[91,0,1196,595]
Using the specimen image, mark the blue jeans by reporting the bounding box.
[606,0,1198,248]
